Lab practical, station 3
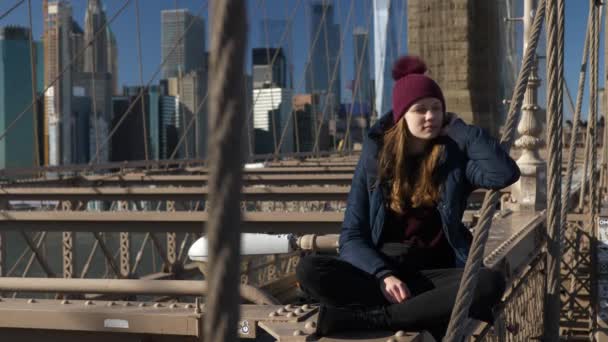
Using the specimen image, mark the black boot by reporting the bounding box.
[315,304,390,336]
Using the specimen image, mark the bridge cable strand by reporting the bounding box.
[0,0,132,148]
[443,0,547,340]
[26,0,40,168]
[203,0,247,341]
[542,0,565,338]
[589,4,602,334]
[342,3,374,153]
[87,0,208,167]
[135,0,149,163]
[561,1,592,232]
[0,0,25,21]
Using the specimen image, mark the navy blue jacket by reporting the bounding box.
[338,113,521,278]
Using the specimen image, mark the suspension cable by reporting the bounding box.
[444,0,547,339]
[134,0,149,162]
[541,0,565,337]
[26,0,39,167]
[560,0,593,240]
[203,0,247,340]
[0,0,25,21]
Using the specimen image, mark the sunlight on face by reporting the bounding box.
[403,97,444,140]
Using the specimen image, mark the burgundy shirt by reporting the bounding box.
[382,206,455,269]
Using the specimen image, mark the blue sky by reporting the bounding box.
[0,0,603,120]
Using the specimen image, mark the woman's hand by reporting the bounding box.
[380,275,411,304]
[440,112,459,136]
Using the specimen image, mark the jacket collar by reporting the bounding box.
[368,111,395,141]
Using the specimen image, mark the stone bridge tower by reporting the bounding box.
[408,0,511,137]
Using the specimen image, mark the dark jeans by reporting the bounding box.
[296,255,505,338]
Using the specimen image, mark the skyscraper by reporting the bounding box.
[306,1,341,136]
[252,48,293,154]
[161,9,205,79]
[259,19,293,88]
[83,0,108,73]
[0,27,42,168]
[107,27,119,95]
[73,71,112,162]
[43,0,75,165]
[252,48,287,89]
[373,0,398,118]
[352,27,372,110]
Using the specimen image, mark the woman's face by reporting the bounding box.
[403,97,444,140]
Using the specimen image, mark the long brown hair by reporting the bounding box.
[378,117,445,214]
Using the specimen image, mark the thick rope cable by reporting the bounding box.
[588,5,601,336]
[589,4,600,219]
[26,0,39,167]
[560,1,593,243]
[88,0,208,166]
[0,0,25,21]
[443,0,546,340]
[542,0,564,337]
[0,0,132,146]
[203,1,246,341]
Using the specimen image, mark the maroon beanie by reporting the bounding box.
[391,56,445,124]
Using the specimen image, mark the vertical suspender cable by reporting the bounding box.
[444,0,547,340]
[561,1,593,230]
[134,0,149,162]
[26,0,40,167]
[203,1,246,342]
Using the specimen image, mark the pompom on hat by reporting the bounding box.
[391,56,445,124]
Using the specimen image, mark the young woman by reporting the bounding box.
[296,56,520,340]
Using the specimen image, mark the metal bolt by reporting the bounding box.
[139,303,147,307]
[27,299,36,304]
[302,304,310,310]
[395,331,405,337]
[268,312,277,317]
[184,304,193,309]
[84,301,93,306]
[284,304,293,310]
[293,330,304,336]
[123,302,131,307]
[61,300,70,305]
[294,308,303,315]
[107,302,115,307]
[286,312,296,318]
[277,308,285,314]
[153,303,163,308]
[305,321,317,330]
[169,303,177,309]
